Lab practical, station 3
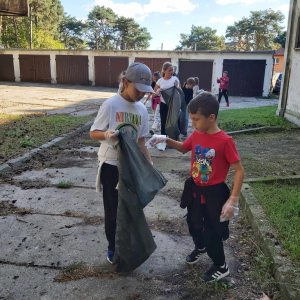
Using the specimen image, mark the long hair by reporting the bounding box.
[187,77,196,86]
[194,77,199,86]
[161,62,173,78]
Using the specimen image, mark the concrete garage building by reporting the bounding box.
[277,0,300,126]
[0,49,273,97]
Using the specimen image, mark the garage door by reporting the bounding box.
[19,55,51,83]
[179,60,213,91]
[56,55,89,85]
[134,58,170,75]
[0,54,15,81]
[95,57,129,88]
[222,59,266,96]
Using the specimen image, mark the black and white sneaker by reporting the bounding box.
[201,262,230,282]
[185,247,207,265]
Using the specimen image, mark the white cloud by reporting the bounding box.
[275,4,290,12]
[216,0,264,5]
[165,21,172,25]
[209,15,237,24]
[85,0,196,20]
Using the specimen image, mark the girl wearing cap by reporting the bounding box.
[90,62,153,264]
[154,62,182,136]
[217,71,230,107]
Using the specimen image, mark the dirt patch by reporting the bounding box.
[54,263,118,282]
[149,218,189,236]
[0,201,33,216]
[158,188,183,202]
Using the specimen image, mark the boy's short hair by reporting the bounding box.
[187,92,220,119]
[223,71,228,74]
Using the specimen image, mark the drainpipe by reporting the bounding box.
[278,0,297,117]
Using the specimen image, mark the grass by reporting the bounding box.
[217,106,292,132]
[0,114,92,163]
[56,181,74,189]
[251,181,300,264]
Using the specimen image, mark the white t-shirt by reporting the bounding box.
[91,94,149,165]
[156,76,180,104]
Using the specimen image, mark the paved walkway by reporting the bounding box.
[0,82,278,116]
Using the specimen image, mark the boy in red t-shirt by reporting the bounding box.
[217,71,230,107]
[149,92,244,282]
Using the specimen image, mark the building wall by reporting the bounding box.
[274,55,284,72]
[277,0,300,126]
[0,49,273,96]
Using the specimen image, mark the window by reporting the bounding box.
[296,17,300,49]
[275,57,280,64]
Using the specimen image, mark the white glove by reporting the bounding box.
[145,135,167,151]
[220,196,239,222]
[105,130,119,146]
[149,135,166,147]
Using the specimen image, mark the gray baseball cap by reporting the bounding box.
[125,63,154,93]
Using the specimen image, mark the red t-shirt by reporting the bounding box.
[217,77,229,90]
[182,130,240,187]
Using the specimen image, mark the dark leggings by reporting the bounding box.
[100,163,119,251]
[160,102,168,135]
[218,89,229,103]
[187,204,225,266]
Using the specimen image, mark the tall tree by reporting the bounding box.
[86,6,117,50]
[1,0,64,49]
[274,31,286,48]
[59,15,87,49]
[114,17,151,50]
[176,26,226,50]
[225,9,285,51]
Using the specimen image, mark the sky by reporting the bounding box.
[60,0,290,50]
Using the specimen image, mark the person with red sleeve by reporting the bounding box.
[148,92,244,282]
[217,71,230,107]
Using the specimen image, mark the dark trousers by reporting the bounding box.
[218,89,229,103]
[160,102,168,135]
[100,163,119,251]
[187,203,225,266]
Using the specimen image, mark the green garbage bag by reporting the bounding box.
[161,86,181,140]
[114,128,167,272]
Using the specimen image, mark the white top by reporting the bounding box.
[156,76,180,104]
[193,85,200,98]
[91,94,149,165]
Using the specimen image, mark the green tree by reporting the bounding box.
[176,25,226,50]
[274,31,286,48]
[86,6,117,50]
[225,9,285,51]
[114,17,151,50]
[58,15,87,49]
[1,0,64,49]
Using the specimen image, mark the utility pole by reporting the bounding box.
[30,3,33,49]
[161,43,163,50]
[29,3,32,49]
[194,43,197,51]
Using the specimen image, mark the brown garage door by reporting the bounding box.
[134,57,170,75]
[0,54,15,81]
[95,56,129,88]
[222,59,266,96]
[179,60,213,91]
[56,55,89,85]
[19,55,51,83]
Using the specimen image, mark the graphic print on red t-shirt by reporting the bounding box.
[183,130,240,187]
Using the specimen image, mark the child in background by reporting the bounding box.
[90,63,154,264]
[217,71,230,107]
[148,92,244,282]
[144,72,161,132]
[193,77,201,98]
[182,78,195,137]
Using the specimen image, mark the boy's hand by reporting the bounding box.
[149,135,166,146]
[105,130,119,146]
[220,196,239,222]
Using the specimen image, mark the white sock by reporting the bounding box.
[198,247,205,251]
[220,262,226,268]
